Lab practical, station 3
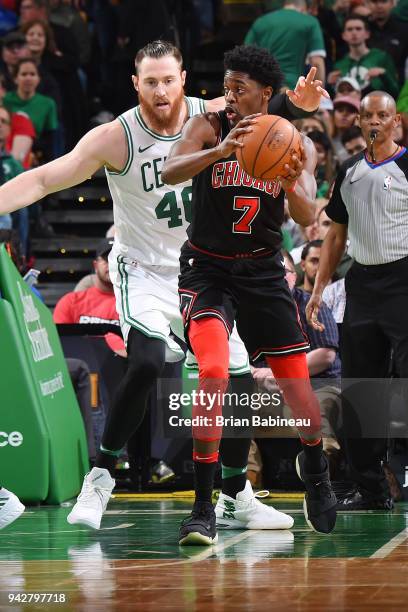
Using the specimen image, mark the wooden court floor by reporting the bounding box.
[0,495,407,611]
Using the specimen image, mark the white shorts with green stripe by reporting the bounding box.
[110,251,250,374]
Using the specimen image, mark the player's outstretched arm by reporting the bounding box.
[0,121,125,216]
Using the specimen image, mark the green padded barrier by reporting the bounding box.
[0,245,88,503]
[0,299,49,502]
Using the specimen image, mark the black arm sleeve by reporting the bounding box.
[325,165,349,224]
[268,93,316,120]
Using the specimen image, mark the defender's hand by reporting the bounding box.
[287,67,330,112]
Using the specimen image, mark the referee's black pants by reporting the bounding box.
[341,256,408,497]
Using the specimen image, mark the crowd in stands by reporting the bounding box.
[0,0,406,253]
[0,0,407,497]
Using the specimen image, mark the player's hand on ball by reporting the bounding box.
[217,114,261,159]
[277,142,305,192]
[306,293,325,332]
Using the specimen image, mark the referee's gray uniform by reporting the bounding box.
[326,146,408,500]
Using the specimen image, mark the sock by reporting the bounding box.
[220,435,251,498]
[266,353,322,437]
[221,464,248,498]
[194,459,218,503]
[96,445,121,476]
[300,438,326,473]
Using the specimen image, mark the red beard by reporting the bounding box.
[138,89,186,131]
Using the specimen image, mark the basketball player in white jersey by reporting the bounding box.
[0,40,329,542]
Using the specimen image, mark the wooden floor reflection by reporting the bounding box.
[2,556,408,611]
[0,499,407,611]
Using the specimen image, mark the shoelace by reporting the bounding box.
[243,490,270,509]
[255,490,269,499]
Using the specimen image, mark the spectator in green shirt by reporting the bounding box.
[244,0,326,89]
[4,58,58,162]
[328,15,400,98]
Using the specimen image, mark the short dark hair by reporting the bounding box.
[307,129,332,152]
[344,14,370,32]
[224,45,283,91]
[12,57,39,78]
[301,239,323,261]
[341,125,363,146]
[135,40,183,72]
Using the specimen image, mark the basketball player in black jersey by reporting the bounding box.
[163,45,337,543]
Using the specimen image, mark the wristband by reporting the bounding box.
[286,180,297,193]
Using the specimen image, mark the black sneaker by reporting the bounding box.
[296,451,337,534]
[179,501,218,546]
[336,490,394,511]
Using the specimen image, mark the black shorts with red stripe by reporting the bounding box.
[178,241,310,362]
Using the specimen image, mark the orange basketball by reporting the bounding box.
[236,115,302,181]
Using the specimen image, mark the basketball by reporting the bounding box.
[236,115,302,181]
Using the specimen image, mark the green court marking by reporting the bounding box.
[0,500,406,562]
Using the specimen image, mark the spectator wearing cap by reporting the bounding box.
[328,15,400,98]
[335,75,362,99]
[53,239,126,357]
[332,94,360,162]
[341,125,366,156]
[367,0,408,85]
[0,31,29,91]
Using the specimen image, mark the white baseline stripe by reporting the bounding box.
[370,528,408,559]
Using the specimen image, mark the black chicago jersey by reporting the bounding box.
[187,111,285,254]
[179,111,309,361]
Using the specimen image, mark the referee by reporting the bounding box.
[306,91,408,510]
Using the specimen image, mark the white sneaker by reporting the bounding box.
[215,480,294,529]
[0,488,25,529]
[67,467,115,530]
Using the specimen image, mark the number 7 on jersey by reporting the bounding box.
[232,196,260,234]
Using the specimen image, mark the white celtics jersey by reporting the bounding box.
[106,96,206,267]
